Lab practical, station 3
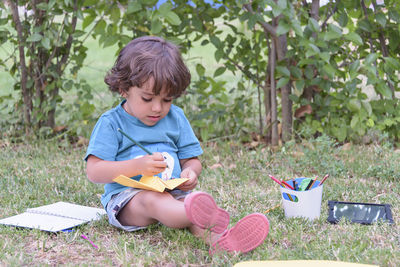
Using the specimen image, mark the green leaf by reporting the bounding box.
[289,66,302,79]
[366,118,375,127]
[276,77,289,88]
[214,67,226,77]
[358,19,371,32]
[384,57,400,69]
[192,17,203,31]
[308,18,320,32]
[349,60,360,73]
[200,40,209,46]
[319,52,330,64]
[365,53,378,65]
[376,83,392,99]
[276,20,290,35]
[350,115,359,129]
[41,37,50,50]
[158,2,173,16]
[127,2,142,14]
[276,66,290,77]
[36,2,48,10]
[214,49,224,62]
[277,0,287,9]
[389,10,400,23]
[338,12,348,27]
[196,64,205,76]
[305,65,314,79]
[82,15,95,29]
[324,30,341,41]
[165,11,181,25]
[309,43,320,53]
[247,14,258,29]
[271,6,283,17]
[151,19,162,34]
[291,20,303,37]
[306,43,320,57]
[375,12,386,27]
[83,0,97,5]
[27,33,42,42]
[348,99,361,112]
[361,101,372,116]
[322,64,336,79]
[334,127,347,142]
[210,35,222,48]
[329,24,342,35]
[110,6,121,22]
[345,32,363,45]
[94,19,106,35]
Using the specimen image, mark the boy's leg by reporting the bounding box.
[117,190,229,245]
[117,190,192,228]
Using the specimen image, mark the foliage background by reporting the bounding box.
[0,0,399,144]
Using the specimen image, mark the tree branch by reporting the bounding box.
[371,0,394,97]
[321,1,338,30]
[243,3,276,37]
[59,0,78,71]
[7,0,31,127]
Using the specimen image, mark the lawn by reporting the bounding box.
[0,136,399,266]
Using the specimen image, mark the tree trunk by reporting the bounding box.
[8,0,32,131]
[275,34,292,142]
[270,36,279,146]
[302,0,320,102]
[264,30,272,143]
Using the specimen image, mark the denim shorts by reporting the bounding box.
[106,187,190,231]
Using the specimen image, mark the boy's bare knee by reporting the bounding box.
[137,191,172,211]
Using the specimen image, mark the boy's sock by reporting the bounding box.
[210,213,269,254]
[184,191,230,234]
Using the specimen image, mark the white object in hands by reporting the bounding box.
[161,152,174,181]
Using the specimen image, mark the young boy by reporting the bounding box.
[85,36,269,254]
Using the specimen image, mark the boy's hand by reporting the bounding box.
[178,167,198,191]
[137,152,167,176]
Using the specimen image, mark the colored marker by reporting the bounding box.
[319,174,330,186]
[81,234,99,249]
[265,204,280,213]
[269,175,294,201]
[118,128,152,155]
[281,180,295,190]
[306,176,318,190]
[269,175,283,186]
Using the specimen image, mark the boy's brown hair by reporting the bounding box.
[105,36,191,98]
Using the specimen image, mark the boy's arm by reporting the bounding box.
[86,153,167,184]
[178,157,202,191]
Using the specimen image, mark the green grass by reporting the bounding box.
[0,137,399,266]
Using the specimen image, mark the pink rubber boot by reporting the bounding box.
[184,191,230,234]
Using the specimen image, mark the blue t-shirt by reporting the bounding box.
[85,100,203,208]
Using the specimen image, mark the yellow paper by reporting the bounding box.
[234,260,378,267]
[113,175,188,192]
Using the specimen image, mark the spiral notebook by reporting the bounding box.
[0,202,106,232]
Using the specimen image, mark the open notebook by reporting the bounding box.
[113,175,188,192]
[0,202,106,232]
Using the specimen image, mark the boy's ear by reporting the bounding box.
[119,89,127,98]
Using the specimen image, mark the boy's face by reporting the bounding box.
[122,77,173,126]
